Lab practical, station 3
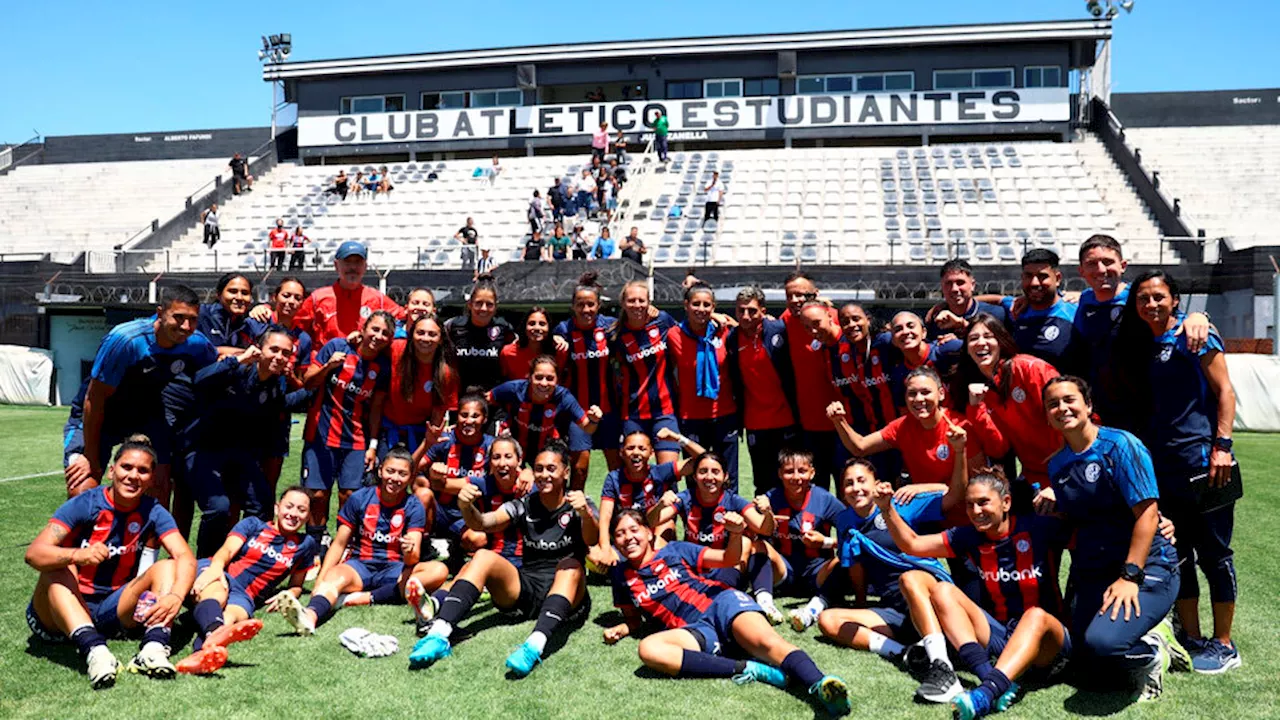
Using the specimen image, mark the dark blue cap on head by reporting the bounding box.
[336,241,367,259]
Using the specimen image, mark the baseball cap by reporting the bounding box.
[335,241,367,259]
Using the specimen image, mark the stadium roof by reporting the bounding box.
[263,19,1111,81]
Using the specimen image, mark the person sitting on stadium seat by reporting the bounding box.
[620,227,646,264]
[376,166,394,195]
[324,169,349,200]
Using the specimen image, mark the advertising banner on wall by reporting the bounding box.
[298,88,1070,146]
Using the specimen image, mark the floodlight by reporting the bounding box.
[281,33,291,45]
[1086,0,1103,16]
[270,34,281,46]
[1120,0,1134,11]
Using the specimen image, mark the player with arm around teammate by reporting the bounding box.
[180,486,319,673]
[597,509,852,717]
[409,441,597,677]
[595,428,703,561]
[26,436,198,688]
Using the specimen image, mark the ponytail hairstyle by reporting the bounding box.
[903,365,946,406]
[256,322,294,350]
[574,270,602,303]
[273,276,307,300]
[683,280,715,304]
[967,466,1011,498]
[490,434,524,464]
[535,438,572,472]
[113,433,158,466]
[457,391,490,422]
[363,309,397,336]
[691,450,728,479]
[398,314,457,406]
[528,353,560,379]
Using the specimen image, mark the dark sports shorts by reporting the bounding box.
[621,415,680,453]
[983,608,1073,680]
[344,559,405,593]
[503,560,590,622]
[196,558,257,617]
[867,588,921,644]
[27,585,128,643]
[302,441,366,491]
[777,555,830,597]
[569,411,623,452]
[684,590,763,655]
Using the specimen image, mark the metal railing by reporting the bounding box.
[0,132,43,175]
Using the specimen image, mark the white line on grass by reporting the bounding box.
[0,470,60,484]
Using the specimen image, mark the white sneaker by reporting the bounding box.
[277,591,315,636]
[126,641,175,679]
[1133,644,1169,703]
[86,645,119,690]
[788,607,817,632]
[756,596,784,626]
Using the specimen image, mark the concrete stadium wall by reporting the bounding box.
[1111,89,1280,128]
[42,127,272,164]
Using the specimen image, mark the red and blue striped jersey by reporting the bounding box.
[555,316,617,413]
[601,462,678,511]
[611,311,678,420]
[609,541,730,629]
[827,333,897,434]
[488,380,587,460]
[337,486,427,564]
[764,486,844,564]
[50,487,179,601]
[473,474,527,566]
[223,517,319,601]
[666,322,738,421]
[673,489,750,550]
[942,514,1067,623]
[425,431,494,527]
[287,326,313,377]
[303,338,390,450]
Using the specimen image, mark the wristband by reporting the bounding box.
[822,536,836,550]
[369,439,378,450]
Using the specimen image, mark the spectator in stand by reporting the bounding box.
[571,225,591,260]
[229,152,252,194]
[363,169,381,195]
[601,176,618,224]
[201,204,220,248]
[549,226,571,261]
[288,225,310,271]
[613,130,628,166]
[590,227,616,260]
[620,227,646,264]
[609,157,627,185]
[653,110,670,163]
[702,171,724,229]
[376,166,394,196]
[456,217,480,272]
[352,171,367,199]
[475,247,495,280]
[250,240,405,350]
[528,191,546,235]
[577,170,597,217]
[586,86,606,101]
[325,170,349,200]
[268,219,289,271]
[524,230,549,262]
[487,155,503,184]
[591,122,610,163]
[548,178,566,221]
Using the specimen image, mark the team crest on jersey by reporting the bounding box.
[841,353,850,363]
[390,514,403,528]
[1085,462,1102,483]
[128,521,141,534]
[1111,307,1122,322]
[475,451,486,463]
[937,444,950,460]
[286,540,296,550]
[801,520,813,533]
[1016,538,1031,553]
[871,355,880,365]
[1159,346,1173,363]
[713,510,725,523]
[874,514,887,530]
[643,482,654,493]
[648,327,660,339]
[258,390,268,404]
[1043,325,1060,342]
[558,512,572,527]
[423,380,434,393]
[1011,387,1027,404]
[810,340,822,351]
[170,359,185,375]
[545,408,556,417]
[368,369,378,379]
[488,326,503,340]
[595,330,605,342]
[360,306,372,319]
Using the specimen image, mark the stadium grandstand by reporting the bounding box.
[1,17,1278,400]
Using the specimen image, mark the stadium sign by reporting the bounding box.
[297,89,1069,146]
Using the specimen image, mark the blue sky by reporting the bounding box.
[2,0,1276,143]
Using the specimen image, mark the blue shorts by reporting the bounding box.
[778,555,831,597]
[684,590,763,655]
[269,414,295,459]
[569,411,622,452]
[27,585,127,643]
[381,423,426,457]
[622,415,680,453]
[344,558,405,592]
[867,589,921,643]
[196,558,258,616]
[64,417,175,466]
[983,608,1073,677]
[302,441,366,491]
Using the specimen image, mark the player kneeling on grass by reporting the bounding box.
[25,435,197,689]
[409,440,596,677]
[817,454,962,703]
[278,448,427,634]
[596,509,851,717]
[181,486,320,673]
[746,448,848,631]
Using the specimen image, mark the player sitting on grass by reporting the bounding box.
[180,486,319,674]
[277,448,426,634]
[25,435,197,689]
[596,509,852,717]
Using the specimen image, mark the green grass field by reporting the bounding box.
[0,405,1276,719]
